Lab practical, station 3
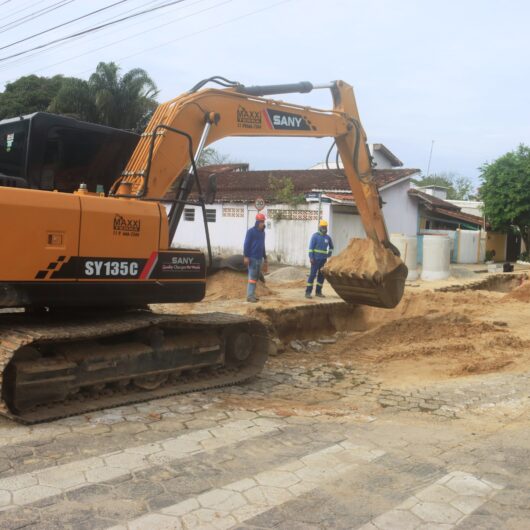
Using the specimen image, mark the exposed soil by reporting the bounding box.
[154,266,530,391]
[266,266,308,283]
[205,270,274,301]
[502,279,530,302]
[323,238,403,280]
[298,282,530,388]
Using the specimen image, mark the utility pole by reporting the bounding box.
[426,140,435,177]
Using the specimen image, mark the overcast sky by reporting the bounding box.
[1,0,529,187]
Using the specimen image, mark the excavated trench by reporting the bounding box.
[155,270,530,384]
[255,302,366,342]
[261,273,526,338]
[255,272,530,383]
[255,273,530,344]
[435,272,528,293]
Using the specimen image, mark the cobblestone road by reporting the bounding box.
[0,358,528,529]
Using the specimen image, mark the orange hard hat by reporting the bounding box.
[256,213,266,221]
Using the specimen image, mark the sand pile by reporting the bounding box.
[502,280,530,302]
[205,270,274,301]
[266,267,308,283]
[346,312,502,358]
[308,284,530,383]
[323,238,403,281]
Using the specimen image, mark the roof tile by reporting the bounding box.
[173,167,420,202]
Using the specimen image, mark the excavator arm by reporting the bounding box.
[112,79,408,308]
[113,81,386,244]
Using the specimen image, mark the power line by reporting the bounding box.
[22,0,231,75]
[77,0,293,75]
[0,0,76,34]
[0,0,48,22]
[0,0,190,63]
[0,0,182,72]
[0,0,133,52]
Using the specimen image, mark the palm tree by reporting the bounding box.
[88,62,158,131]
[49,62,158,132]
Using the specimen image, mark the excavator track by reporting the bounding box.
[0,311,269,424]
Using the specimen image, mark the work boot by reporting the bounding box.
[315,292,325,298]
[247,296,258,303]
[305,293,312,299]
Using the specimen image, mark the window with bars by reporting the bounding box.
[184,208,195,221]
[206,209,216,223]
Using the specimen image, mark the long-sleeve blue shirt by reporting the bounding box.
[244,222,266,260]
[308,231,334,261]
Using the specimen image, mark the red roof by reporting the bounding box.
[321,192,356,203]
[408,188,485,227]
[431,207,485,227]
[176,167,419,203]
[408,188,460,210]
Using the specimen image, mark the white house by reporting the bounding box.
[170,157,422,266]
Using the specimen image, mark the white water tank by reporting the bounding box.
[421,235,451,281]
[456,229,485,264]
[390,234,418,281]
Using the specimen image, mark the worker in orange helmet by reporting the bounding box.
[243,213,268,302]
[306,219,334,299]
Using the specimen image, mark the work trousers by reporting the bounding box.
[306,259,327,294]
[247,258,263,298]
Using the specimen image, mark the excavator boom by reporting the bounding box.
[112,79,407,307]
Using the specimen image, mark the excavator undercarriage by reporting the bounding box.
[0,311,268,423]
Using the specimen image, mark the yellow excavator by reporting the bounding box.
[0,77,407,423]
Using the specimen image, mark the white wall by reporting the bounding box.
[380,179,418,236]
[329,207,366,254]
[172,204,248,256]
[371,150,392,169]
[447,200,484,218]
[170,179,419,265]
[172,202,328,266]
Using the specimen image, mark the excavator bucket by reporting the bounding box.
[322,238,408,308]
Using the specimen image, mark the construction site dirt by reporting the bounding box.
[154,267,530,389]
[0,266,528,529]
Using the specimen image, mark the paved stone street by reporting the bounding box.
[0,352,528,530]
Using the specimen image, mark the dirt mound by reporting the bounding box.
[267,266,308,283]
[276,279,307,289]
[348,312,498,358]
[502,280,530,302]
[350,289,496,333]
[324,302,529,381]
[205,270,274,301]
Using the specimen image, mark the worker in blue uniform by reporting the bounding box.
[306,219,334,299]
[243,212,268,302]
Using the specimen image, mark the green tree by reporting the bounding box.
[197,147,230,167]
[480,144,530,254]
[86,62,158,131]
[412,171,474,200]
[269,175,306,206]
[0,74,72,119]
[48,78,97,122]
[1,62,159,131]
